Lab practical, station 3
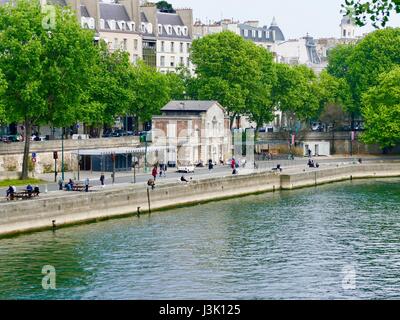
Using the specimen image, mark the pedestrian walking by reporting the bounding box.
[84,177,90,192]
[208,159,214,172]
[100,173,105,188]
[162,163,167,177]
[152,166,158,181]
[58,176,64,191]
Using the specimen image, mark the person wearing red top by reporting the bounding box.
[152,166,158,181]
[231,158,236,170]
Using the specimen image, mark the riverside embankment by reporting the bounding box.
[1,162,399,237]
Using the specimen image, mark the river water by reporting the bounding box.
[0,178,399,300]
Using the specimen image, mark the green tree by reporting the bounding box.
[272,64,321,123]
[327,28,400,120]
[165,71,186,100]
[347,28,400,114]
[191,31,272,128]
[0,70,6,123]
[127,61,170,124]
[0,0,99,179]
[156,1,175,13]
[82,43,136,132]
[246,46,276,134]
[361,67,400,148]
[343,0,400,27]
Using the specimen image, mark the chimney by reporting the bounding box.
[176,8,193,38]
[118,0,141,26]
[81,0,100,30]
[140,2,157,36]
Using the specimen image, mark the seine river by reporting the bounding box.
[0,178,399,300]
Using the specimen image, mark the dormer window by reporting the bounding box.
[117,20,126,31]
[182,26,188,36]
[80,17,88,28]
[147,23,153,34]
[108,19,116,30]
[165,25,172,35]
[127,21,135,31]
[176,26,181,36]
[158,24,163,34]
[88,17,95,29]
[141,22,146,33]
[100,18,105,30]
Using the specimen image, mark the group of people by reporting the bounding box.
[307,159,320,168]
[58,177,91,192]
[6,184,40,200]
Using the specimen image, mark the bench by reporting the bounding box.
[67,184,92,192]
[12,191,40,200]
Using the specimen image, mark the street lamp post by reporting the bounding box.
[61,128,65,181]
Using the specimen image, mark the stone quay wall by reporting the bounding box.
[0,137,140,175]
[0,162,399,237]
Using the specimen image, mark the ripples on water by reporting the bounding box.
[0,178,399,300]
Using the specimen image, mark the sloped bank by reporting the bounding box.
[0,162,399,237]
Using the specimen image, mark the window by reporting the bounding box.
[160,56,165,67]
[180,42,184,53]
[161,41,165,52]
[171,42,175,53]
[123,38,127,50]
[244,29,248,37]
[187,57,190,67]
[108,20,116,30]
[114,38,118,50]
[134,39,138,50]
[158,24,163,34]
[258,30,262,38]
[180,57,184,66]
[170,56,175,67]
[187,43,190,52]
[182,26,188,36]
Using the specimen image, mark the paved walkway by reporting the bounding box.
[1,155,399,201]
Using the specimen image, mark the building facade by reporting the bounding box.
[193,17,285,54]
[152,101,231,165]
[140,3,194,73]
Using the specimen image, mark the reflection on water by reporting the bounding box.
[0,178,399,299]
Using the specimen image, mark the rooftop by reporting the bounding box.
[161,101,221,112]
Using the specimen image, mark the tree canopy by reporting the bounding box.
[0,0,98,178]
[343,0,400,27]
[361,66,400,148]
[327,28,400,116]
[0,70,6,123]
[190,31,275,128]
[156,1,175,13]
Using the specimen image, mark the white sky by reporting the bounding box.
[168,0,400,39]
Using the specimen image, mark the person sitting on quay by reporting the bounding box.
[180,175,192,183]
[26,184,33,197]
[33,185,40,196]
[147,178,155,190]
[6,185,15,201]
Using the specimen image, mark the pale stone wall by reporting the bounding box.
[0,137,140,173]
[1,162,399,237]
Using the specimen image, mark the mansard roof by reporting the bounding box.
[99,2,130,22]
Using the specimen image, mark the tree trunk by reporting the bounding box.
[21,118,32,180]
